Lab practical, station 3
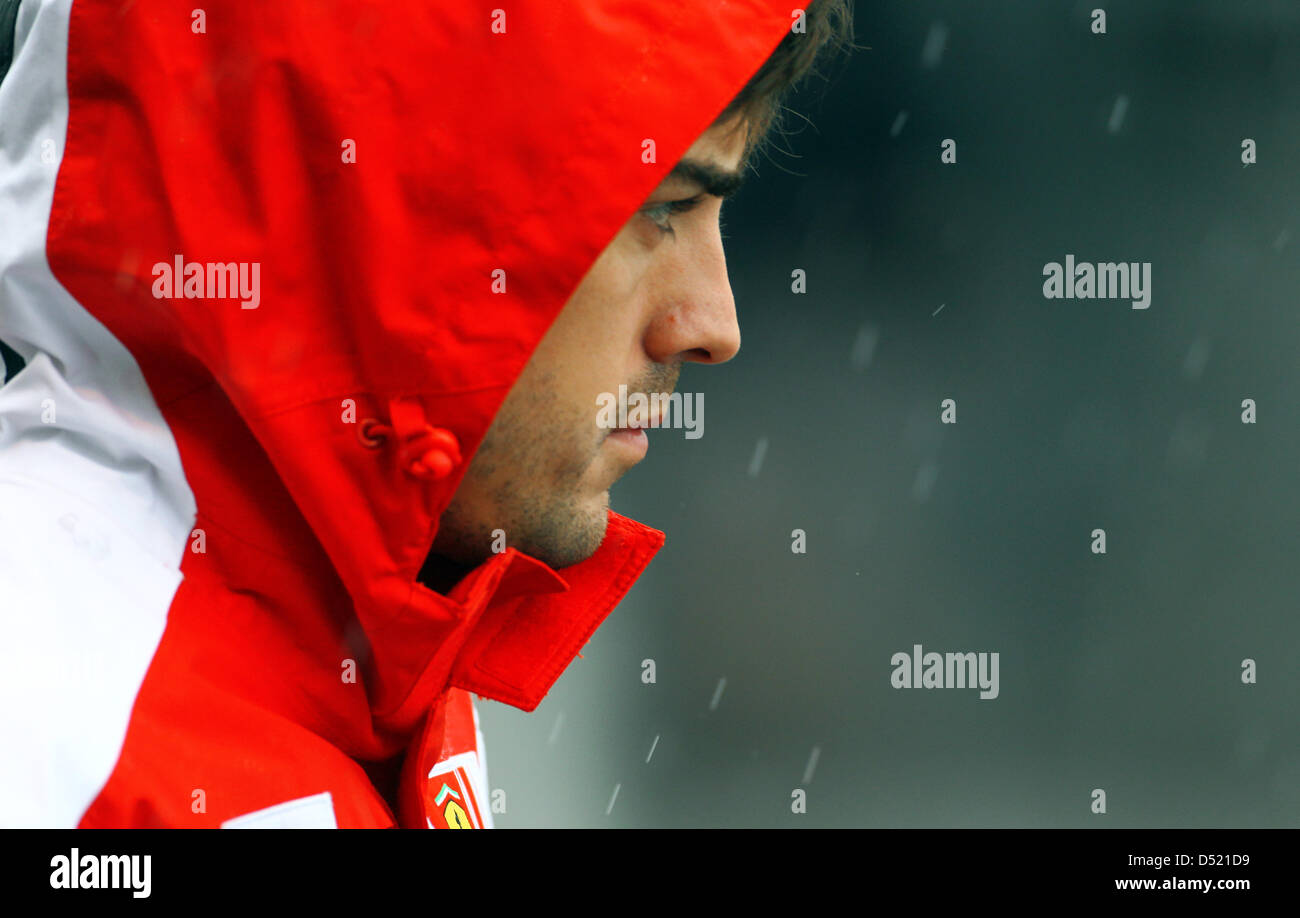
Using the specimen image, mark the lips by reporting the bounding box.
[605,426,649,460]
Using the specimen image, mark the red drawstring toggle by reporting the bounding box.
[397,425,462,480]
[358,399,462,482]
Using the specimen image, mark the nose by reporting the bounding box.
[642,214,742,366]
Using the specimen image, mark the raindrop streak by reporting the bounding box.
[921,22,948,68]
[747,438,768,479]
[605,783,621,816]
[1107,94,1129,133]
[547,712,565,746]
[850,323,878,370]
[708,677,727,712]
[1183,336,1211,380]
[1166,413,1211,471]
[646,734,660,763]
[889,111,909,137]
[912,460,939,502]
[802,745,822,784]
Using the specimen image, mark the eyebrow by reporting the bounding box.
[664,158,748,200]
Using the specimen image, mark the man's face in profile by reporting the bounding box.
[431,116,751,570]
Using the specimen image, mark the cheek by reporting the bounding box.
[534,238,647,401]
[564,230,648,330]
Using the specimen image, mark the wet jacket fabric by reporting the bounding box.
[0,0,791,827]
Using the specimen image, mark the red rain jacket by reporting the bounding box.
[0,0,792,827]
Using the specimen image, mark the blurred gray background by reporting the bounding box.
[478,0,1300,827]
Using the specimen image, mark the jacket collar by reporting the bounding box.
[363,509,663,736]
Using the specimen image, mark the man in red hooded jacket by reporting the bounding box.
[0,0,851,827]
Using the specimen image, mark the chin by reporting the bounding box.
[520,492,609,570]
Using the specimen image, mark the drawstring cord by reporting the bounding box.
[357,418,392,448]
[357,398,462,481]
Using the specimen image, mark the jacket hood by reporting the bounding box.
[42,1,795,743]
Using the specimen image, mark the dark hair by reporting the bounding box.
[715,0,858,165]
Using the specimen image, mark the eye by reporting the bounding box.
[640,196,704,237]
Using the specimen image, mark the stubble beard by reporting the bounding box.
[430,380,608,571]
